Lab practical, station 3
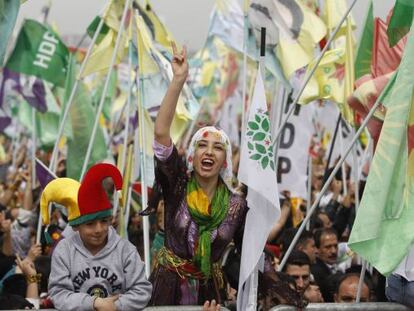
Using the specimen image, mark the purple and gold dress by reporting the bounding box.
[148,143,304,307]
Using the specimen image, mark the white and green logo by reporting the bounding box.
[246,109,275,171]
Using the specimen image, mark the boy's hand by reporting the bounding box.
[94,295,118,311]
[0,218,11,233]
[27,243,42,261]
[203,300,220,311]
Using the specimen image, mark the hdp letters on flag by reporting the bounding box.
[6,19,69,87]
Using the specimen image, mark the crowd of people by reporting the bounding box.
[0,44,397,311]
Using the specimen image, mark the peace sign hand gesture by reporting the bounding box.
[171,41,188,84]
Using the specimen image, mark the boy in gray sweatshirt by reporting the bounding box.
[42,163,152,311]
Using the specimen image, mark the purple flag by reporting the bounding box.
[35,159,56,190]
[0,68,47,113]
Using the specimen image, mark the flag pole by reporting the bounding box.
[271,0,359,147]
[35,158,58,244]
[48,2,109,172]
[338,123,348,195]
[121,28,134,238]
[278,95,381,271]
[323,112,342,181]
[135,9,151,278]
[241,0,249,139]
[351,126,366,302]
[80,0,132,181]
[31,107,36,189]
[114,26,134,222]
[272,87,288,174]
[306,152,312,231]
[352,128,360,209]
[244,27,266,311]
[356,260,368,302]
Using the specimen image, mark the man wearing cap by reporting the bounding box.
[44,163,152,311]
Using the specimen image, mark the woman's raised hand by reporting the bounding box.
[171,41,188,84]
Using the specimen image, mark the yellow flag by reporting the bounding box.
[139,0,175,48]
[139,108,155,157]
[136,15,195,143]
[118,144,133,237]
[82,0,131,77]
[301,48,346,103]
[276,0,326,78]
[291,197,304,228]
[322,0,356,38]
[342,17,355,124]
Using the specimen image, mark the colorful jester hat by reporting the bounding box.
[41,163,123,227]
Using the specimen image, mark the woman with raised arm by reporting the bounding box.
[148,42,305,309]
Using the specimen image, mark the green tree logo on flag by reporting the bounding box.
[6,19,69,87]
[246,109,275,171]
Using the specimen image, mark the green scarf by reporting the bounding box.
[186,175,229,277]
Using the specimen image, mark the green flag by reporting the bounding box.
[387,0,414,47]
[17,84,62,148]
[0,0,20,66]
[349,17,414,276]
[86,16,110,45]
[6,19,69,86]
[64,55,108,181]
[92,69,117,121]
[354,0,373,80]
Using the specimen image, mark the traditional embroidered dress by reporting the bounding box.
[149,127,304,307]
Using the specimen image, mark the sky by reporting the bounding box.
[16,0,395,52]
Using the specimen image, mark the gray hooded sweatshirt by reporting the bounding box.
[48,226,152,311]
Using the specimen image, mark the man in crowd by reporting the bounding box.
[311,228,341,301]
[282,250,311,294]
[334,273,370,303]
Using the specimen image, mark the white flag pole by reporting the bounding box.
[135,10,151,278]
[306,153,312,231]
[80,0,131,181]
[35,158,58,244]
[244,26,267,311]
[114,36,134,221]
[356,260,367,302]
[240,0,249,139]
[49,1,109,172]
[278,95,381,271]
[271,0,359,147]
[31,107,36,189]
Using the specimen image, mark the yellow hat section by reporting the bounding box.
[40,178,81,225]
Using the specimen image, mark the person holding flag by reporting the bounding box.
[147,41,303,309]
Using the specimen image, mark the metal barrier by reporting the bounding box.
[145,307,231,311]
[7,303,411,310]
[271,302,412,311]
[7,307,232,311]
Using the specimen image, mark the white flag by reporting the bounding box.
[237,64,280,311]
[209,0,244,53]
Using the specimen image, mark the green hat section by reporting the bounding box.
[69,209,112,226]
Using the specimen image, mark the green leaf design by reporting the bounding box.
[261,118,269,132]
[247,131,254,136]
[261,156,269,169]
[255,143,266,154]
[248,121,259,130]
[255,115,261,123]
[253,132,266,141]
[250,154,261,160]
[248,142,254,150]
[270,160,275,171]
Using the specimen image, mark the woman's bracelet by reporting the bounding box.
[26,273,42,284]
